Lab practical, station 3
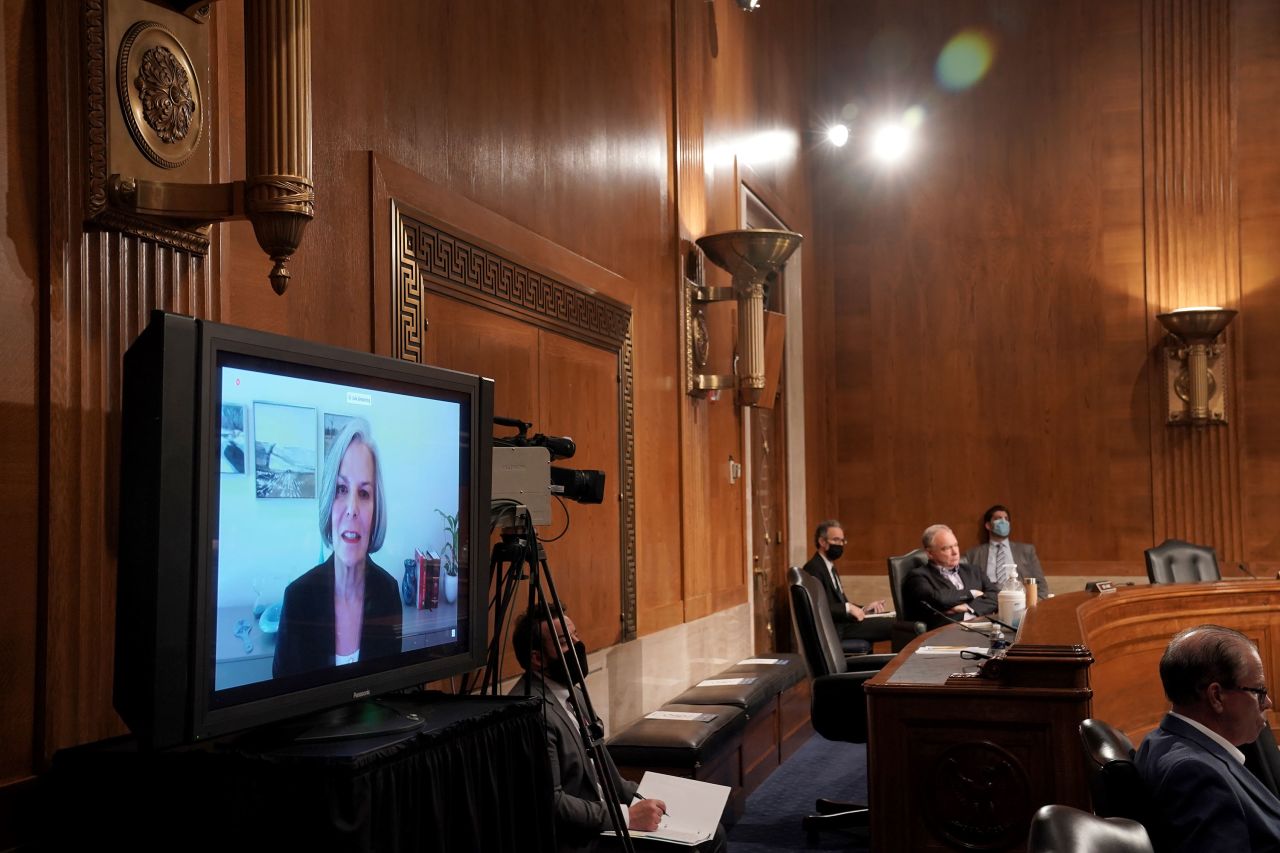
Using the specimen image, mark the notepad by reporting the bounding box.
[601,771,731,846]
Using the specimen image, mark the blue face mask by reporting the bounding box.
[991,518,1011,538]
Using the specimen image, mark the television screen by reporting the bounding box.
[115,312,492,748]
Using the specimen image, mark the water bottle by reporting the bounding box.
[997,564,1027,629]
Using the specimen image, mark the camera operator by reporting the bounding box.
[511,608,727,853]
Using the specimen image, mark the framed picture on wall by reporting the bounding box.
[220,404,247,475]
[253,402,317,499]
[323,412,355,461]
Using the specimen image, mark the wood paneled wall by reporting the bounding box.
[815,0,1280,580]
[3,3,820,842]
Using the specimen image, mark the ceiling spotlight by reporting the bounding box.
[736,0,762,10]
[870,121,913,165]
[826,124,850,147]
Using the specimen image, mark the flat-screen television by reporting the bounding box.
[114,311,493,749]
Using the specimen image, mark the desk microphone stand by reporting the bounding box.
[479,507,635,852]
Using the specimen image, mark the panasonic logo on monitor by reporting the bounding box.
[353,689,371,699]
[346,391,372,406]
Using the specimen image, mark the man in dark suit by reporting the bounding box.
[903,524,999,629]
[802,519,891,645]
[963,504,1051,596]
[1137,625,1280,852]
[510,609,726,853]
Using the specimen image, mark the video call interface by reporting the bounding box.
[209,355,468,697]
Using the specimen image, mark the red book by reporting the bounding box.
[416,549,441,610]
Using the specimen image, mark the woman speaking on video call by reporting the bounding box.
[272,417,403,678]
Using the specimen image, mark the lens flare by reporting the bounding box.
[936,28,996,91]
[826,124,850,147]
[870,121,912,165]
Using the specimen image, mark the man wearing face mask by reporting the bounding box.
[963,505,1050,596]
[802,519,892,646]
[510,609,728,853]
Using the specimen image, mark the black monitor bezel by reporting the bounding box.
[188,321,491,742]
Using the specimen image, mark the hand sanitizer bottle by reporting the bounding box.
[997,564,1027,629]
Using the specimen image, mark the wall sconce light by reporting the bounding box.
[736,0,763,10]
[1156,306,1238,425]
[685,229,802,406]
[88,0,313,295]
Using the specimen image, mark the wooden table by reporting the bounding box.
[864,579,1280,852]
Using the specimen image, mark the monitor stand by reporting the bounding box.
[285,699,426,744]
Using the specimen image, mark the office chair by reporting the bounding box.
[1242,727,1280,799]
[1078,719,1150,824]
[1143,538,1220,584]
[787,567,894,843]
[1027,805,1153,853]
[886,549,929,648]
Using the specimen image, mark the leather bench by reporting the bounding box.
[607,654,813,823]
[669,654,811,796]
[607,703,747,820]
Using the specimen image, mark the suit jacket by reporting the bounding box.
[1137,713,1280,853]
[272,555,403,679]
[511,672,638,852]
[902,561,999,629]
[802,552,865,625]
[964,540,1050,596]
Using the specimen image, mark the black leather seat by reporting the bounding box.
[787,566,893,843]
[1242,727,1280,799]
[1078,719,1150,824]
[886,549,929,647]
[1143,538,1220,584]
[1027,804,1153,853]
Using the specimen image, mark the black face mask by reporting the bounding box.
[545,640,590,686]
[826,544,845,561]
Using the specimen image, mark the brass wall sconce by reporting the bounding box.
[1156,306,1238,425]
[87,0,313,295]
[685,229,802,406]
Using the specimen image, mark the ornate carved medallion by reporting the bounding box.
[925,741,1030,849]
[117,20,203,168]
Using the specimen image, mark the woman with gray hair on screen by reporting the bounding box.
[273,417,402,678]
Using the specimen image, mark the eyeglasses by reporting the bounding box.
[1227,685,1271,704]
[825,537,847,545]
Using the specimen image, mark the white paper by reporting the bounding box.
[861,610,898,619]
[645,710,717,722]
[915,645,990,656]
[696,676,756,687]
[737,657,787,665]
[602,771,730,846]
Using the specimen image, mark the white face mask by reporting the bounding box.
[991,518,1011,538]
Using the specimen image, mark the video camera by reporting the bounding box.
[491,417,605,526]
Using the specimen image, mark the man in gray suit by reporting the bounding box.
[963,504,1050,596]
[510,609,727,853]
[1137,625,1280,852]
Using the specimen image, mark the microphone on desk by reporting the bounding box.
[1237,562,1260,580]
[920,602,1012,648]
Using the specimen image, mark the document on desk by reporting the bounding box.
[602,771,730,846]
[861,610,897,619]
[915,646,990,656]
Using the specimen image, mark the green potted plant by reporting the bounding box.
[436,508,460,604]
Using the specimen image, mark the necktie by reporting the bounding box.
[829,564,846,602]
[994,542,1008,584]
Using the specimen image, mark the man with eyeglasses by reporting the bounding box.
[1137,624,1280,852]
[801,520,892,647]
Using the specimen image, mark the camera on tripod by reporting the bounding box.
[491,416,605,526]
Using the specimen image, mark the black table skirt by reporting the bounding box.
[48,694,555,853]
